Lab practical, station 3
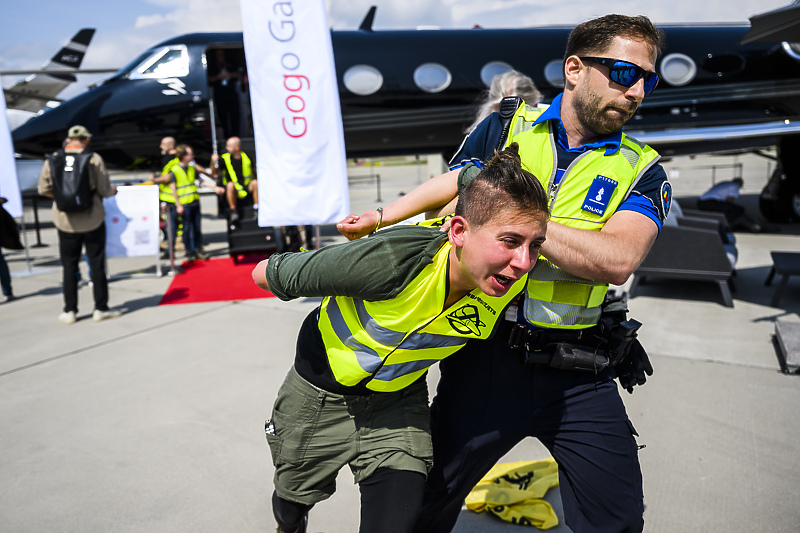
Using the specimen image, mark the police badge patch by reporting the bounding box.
[581,175,618,216]
[660,181,672,218]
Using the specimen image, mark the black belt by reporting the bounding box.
[496,320,603,353]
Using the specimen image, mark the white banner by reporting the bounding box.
[240,0,349,227]
[0,97,23,218]
[104,185,160,258]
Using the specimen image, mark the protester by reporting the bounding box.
[211,136,257,224]
[254,145,549,533]
[150,136,184,255]
[162,144,223,261]
[38,125,121,324]
[338,14,669,533]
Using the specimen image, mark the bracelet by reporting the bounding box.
[371,207,384,236]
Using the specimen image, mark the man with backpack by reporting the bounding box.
[38,125,121,324]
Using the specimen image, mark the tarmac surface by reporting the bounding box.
[2,152,800,532]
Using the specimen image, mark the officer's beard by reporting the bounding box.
[573,89,638,136]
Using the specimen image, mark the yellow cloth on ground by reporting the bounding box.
[465,459,560,529]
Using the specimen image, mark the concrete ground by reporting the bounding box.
[1,152,799,532]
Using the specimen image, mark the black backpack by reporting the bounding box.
[47,150,94,212]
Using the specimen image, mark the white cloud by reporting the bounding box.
[135,14,171,28]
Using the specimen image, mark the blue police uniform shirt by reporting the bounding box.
[449,93,670,231]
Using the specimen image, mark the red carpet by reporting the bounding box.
[159,255,277,305]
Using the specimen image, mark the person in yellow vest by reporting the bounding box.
[337,14,668,533]
[163,144,223,261]
[252,145,548,533]
[150,137,184,254]
[211,136,257,224]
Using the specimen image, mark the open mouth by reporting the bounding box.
[493,274,514,287]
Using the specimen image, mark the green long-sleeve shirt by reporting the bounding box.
[265,225,449,302]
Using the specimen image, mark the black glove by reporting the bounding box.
[615,339,653,394]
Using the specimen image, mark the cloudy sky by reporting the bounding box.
[0,0,790,99]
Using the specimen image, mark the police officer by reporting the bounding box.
[337,14,670,533]
[211,136,257,224]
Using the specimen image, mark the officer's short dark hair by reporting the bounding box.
[455,143,549,227]
[564,14,665,67]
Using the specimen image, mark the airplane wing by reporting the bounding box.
[3,28,95,114]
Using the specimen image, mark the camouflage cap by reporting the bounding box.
[67,125,92,138]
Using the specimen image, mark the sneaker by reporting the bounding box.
[3,294,15,302]
[58,311,77,324]
[196,250,209,261]
[185,252,198,263]
[93,309,122,322]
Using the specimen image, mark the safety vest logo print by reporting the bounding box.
[446,304,486,335]
[582,175,618,216]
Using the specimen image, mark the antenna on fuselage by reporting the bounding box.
[359,6,377,32]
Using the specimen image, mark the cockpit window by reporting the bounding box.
[128,45,189,79]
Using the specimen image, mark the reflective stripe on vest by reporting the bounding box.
[221,152,252,199]
[158,157,180,203]
[506,104,660,329]
[317,243,526,392]
[171,165,200,204]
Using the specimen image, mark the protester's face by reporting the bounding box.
[451,209,547,297]
[226,140,239,153]
[182,149,194,163]
[572,36,656,135]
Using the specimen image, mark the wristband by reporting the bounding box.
[370,207,384,236]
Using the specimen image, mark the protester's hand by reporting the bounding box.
[337,210,379,241]
[616,339,653,394]
[111,185,118,196]
[177,204,185,215]
[215,186,225,196]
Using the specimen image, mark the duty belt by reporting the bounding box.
[498,320,638,374]
[498,320,603,354]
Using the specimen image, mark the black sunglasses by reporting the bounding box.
[579,56,659,95]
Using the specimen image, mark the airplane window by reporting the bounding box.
[544,60,564,88]
[480,62,514,86]
[413,63,452,93]
[660,53,697,86]
[113,50,154,78]
[129,46,189,79]
[343,65,384,95]
[783,42,800,61]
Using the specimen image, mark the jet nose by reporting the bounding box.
[12,107,74,158]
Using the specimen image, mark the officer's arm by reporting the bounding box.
[336,168,460,240]
[541,210,658,286]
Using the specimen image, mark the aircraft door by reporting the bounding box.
[205,47,251,146]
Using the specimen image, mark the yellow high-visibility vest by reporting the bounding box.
[158,157,180,203]
[221,152,253,199]
[171,164,199,205]
[507,104,660,329]
[317,242,526,392]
